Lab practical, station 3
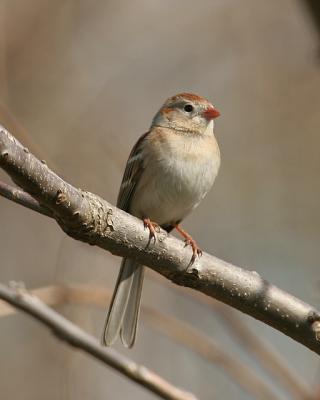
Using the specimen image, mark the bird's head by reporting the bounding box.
[152,92,220,135]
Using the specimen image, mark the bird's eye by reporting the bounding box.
[184,104,194,113]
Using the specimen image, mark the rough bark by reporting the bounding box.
[1,125,320,355]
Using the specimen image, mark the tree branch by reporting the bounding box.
[0,181,52,216]
[1,124,320,355]
[156,275,313,400]
[0,284,281,400]
[0,282,196,400]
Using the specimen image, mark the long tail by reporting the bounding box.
[102,258,144,348]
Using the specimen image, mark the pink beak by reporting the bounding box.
[202,107,221,120]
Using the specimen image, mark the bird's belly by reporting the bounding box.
[130,155,218,225]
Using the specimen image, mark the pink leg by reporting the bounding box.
[143,218,160,241]
[174,224,202,263]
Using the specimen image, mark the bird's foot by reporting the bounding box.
[174,224,202,264]
[143,218,160,242]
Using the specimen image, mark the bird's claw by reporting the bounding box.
[143,218,160,242]
[184,238,202,264]
[174,224,202,264]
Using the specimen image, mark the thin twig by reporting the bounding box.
[0,284,280,400]
[0,283,196,400]
[215,305,312,399]
[156,275,313,400]
[0,181,52,217]
[142,306,281,400]
[1,125,320,354]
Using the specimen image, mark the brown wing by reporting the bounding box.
[116,131,150,212]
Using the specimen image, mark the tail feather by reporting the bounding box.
[102,258,144,347]
[120,265,145,348]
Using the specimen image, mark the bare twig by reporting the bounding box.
[1,125,320,355]
[149,272,313,399]
[0,283,196,400]
[215,305,312,399]
[0,284,280,400]
[0,233,311,399]
[0,181,52,217]
[142,307,280,400]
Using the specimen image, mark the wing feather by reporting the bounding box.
[117,131,150,212]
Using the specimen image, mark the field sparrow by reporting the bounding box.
[102,93,221,347]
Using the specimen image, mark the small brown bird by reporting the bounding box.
[102,93,221,347]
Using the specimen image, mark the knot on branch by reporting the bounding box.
[55,190,114,245]
[169,267,201,289]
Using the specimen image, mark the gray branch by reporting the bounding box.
[0,282,196,400]
[0,284,282,400]
[0,180,53,217]
[1,125,320,355]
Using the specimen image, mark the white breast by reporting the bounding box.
[130,129,220,226]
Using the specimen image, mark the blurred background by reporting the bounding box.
[0,0,320,399]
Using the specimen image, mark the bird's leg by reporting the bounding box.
[174,224,202,263]
[143,218,160,242]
